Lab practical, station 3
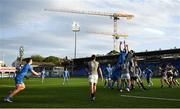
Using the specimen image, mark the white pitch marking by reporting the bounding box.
[121,95,180,102]
[0,85,14,88]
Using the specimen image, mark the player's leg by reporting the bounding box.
[89,75,97,101]
[119,78,124,92]
[93,83,96,99]
[92,75,98,101]
[89,83,97,101]
[108,77,111,88]
[65,77,67,84]
[130,77,135,90]
[126,79,131,92]
[137,76,146,90]
[117,77,121,89]
[161,77,164,88]
[175,79,180,86]
[150,77,153,86]
[169,76,173,87]
[4,83,25,102]
[172,76,176,86]
[41,77,44,84]
[135,78,141,89]
[66,77,69,84]
[10,83,25,97]
[125,74,131,91]
[104,77,108,88]
[164,78,170,87]
[89,82,94,100]
[147,77,150,87]
[63,77,65,85]
[110,76,115,89]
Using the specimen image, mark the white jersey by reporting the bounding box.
[88,60,99,84]
[88,61,99,75]
[121,62,130,75]
[133,66,142,77]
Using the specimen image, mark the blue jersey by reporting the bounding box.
[144,69,153,78]
[111,65,121,81]
[15,64,33,84]
[64,71,69,78]
[118,50,127,65]
[105,67,112,78]
[16,64,33,79]
[112,65,121,77]
[41,69,46,78]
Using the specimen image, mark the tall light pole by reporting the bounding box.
[19,46,24,63]
[72,22,80,59]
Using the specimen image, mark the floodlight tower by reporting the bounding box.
[72,22,80,59]
[19,46,24,62]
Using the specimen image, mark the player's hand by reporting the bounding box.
[33,72,40,77]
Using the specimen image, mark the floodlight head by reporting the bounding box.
[72,22,80,32]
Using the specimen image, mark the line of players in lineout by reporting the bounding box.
[102,41,179,92]
[86,41,179,101]
[40,41,179,91]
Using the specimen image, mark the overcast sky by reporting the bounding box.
[0,0,180,66]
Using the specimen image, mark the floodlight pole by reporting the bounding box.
[74,31,77,59]
[72,22,80,75]
[72,22,80,59]
[19,46,24,63]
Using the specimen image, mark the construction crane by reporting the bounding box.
[87,31,128,51]
[44,8,134,51]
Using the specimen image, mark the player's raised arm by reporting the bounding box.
[98,66,104,81]
[119,41,122,52]
[126,44,129,53]
[124,40,126,51]
[139,67,142,77]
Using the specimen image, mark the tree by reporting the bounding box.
[43,56,60,65]
[31,55,44,62]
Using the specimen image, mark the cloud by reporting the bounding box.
[0,0,180,66]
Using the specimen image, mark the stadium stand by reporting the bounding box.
[72,48,180,77]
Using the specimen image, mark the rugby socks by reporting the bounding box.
[93,92,96,97]
[91,93,94,98]
[140,83,146,90]
[131,84,134,90]
[91,92,96,98]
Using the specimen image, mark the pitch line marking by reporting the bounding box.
[121,95,180,102]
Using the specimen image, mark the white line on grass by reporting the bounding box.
[0,85,14,87]
[121,95,180,102]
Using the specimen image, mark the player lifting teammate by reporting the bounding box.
[130,57,146,90]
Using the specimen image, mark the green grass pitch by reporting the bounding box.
[0,78,180,108]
